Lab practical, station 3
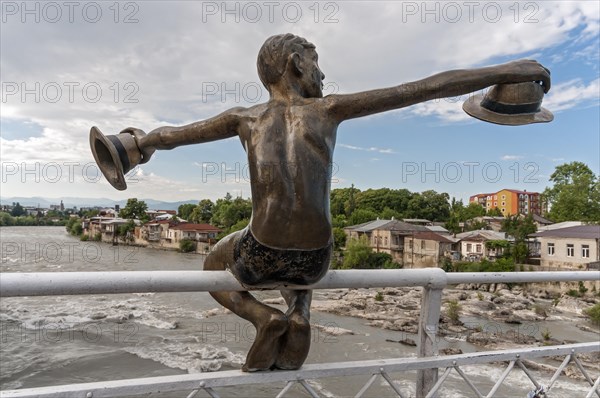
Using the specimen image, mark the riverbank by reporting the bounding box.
[304,285,599,379]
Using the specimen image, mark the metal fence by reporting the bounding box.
[1,269,599,398]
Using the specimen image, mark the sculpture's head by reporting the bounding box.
[257,33,325,98]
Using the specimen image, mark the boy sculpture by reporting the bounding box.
[90,33,551,371]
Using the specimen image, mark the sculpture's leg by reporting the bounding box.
[274,289,313,369]
[203,231,288,372]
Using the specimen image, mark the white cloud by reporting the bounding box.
[338,144,396,154]
[501,155,524,161]
[543,78,600,112]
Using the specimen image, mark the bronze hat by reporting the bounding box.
[89,126,142,190]
[462,82,553,125]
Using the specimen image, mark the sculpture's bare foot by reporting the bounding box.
[242,312,288,372]
[274,312,311,370]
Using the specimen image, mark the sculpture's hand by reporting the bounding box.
[119,127,156,164]
[500,59,551,93]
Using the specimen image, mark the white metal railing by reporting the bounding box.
[1,269,599,398]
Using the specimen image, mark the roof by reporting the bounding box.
[531,214,553,225]
[530,225,600,239]
[425,225,450,234]
[537,221,583,231]
[412,231,456,243]
[456,230,511,241]
[345,219,428,233]
[171,223,221,232]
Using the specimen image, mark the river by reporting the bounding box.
[1,226,597,397]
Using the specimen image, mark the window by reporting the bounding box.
[501,195,506,200]
[494,202,497,206]
[582,245,590,258]
[494,195,497,200]
[384,237,388,246]
[567,244,574,257]
[476,244,482,253]
[421,240,425,250]
[501,201,505,206]
[548,243,554,255]
[408,240,413,249]
[466,243,472,252]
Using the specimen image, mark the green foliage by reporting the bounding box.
[541,329,552,341]
[543,161,600,222]
[341,237,401,269]
[406,190,450,221]
[583,303,600,325]
[566,289,581,298]
[10,202,25,217]
[190,199,215,223]
[446,300,461,324]
[453,258,515,272]
[119,198,149,222]
[375,292,384,302]
[348,209,378,226]
[70,222,83,236]
[80,234,89,241]
[93,232,102,241]
[342,236,373,269]
[477,292,484,301]
[177,203,197,221]
[211,195,252,230]
[332,227,347,251]
[0,212,15,226]
[228,218,250,234]
[579,281,588,295]
[486,207,504,217]
[179,238,197,253]
[117,220,136,242]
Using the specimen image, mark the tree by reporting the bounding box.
[178,203,196,220]
[332,227,347,251]
[10,202,25,217]
[486,207,504,217]
[406,190,450,221]
[501,214,536,263]
[190,199,214,223]
[342,236,373,269]
[348,209,378,226]
[211,195,252,229]
[543,161,600,222]
[119,198,149,222]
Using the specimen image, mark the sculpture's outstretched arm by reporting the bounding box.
[326,59,551,122]
[122,106,245,161]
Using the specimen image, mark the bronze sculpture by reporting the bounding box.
[90,33,551,371]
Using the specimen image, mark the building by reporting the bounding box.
[469,189,546,216]
[455,230,513,262]
[530,225,600,269]
[403,231,458,268]
[344,219,428,262]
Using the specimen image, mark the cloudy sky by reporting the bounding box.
[1,1,599,204]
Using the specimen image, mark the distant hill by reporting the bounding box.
[0,196,199,211]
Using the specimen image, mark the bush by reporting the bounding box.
[93,233,102,241]
[80,234,89,241]
[446,300,461,324]
[566,289,581,298]
[578,281,588,295]
[70,222,83,236]
[179,238,197,253]
[583,303,600,325]
[375,292,384,302]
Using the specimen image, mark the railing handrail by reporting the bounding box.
[1,270,598,297]
[2,269,599,398]
[1,342,598,398]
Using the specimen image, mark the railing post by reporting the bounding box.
[416,270,446,398]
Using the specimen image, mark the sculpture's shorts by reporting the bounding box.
[231,228,332,287]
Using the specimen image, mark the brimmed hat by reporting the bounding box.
[463,82,553,125]
[89,126,141,190]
